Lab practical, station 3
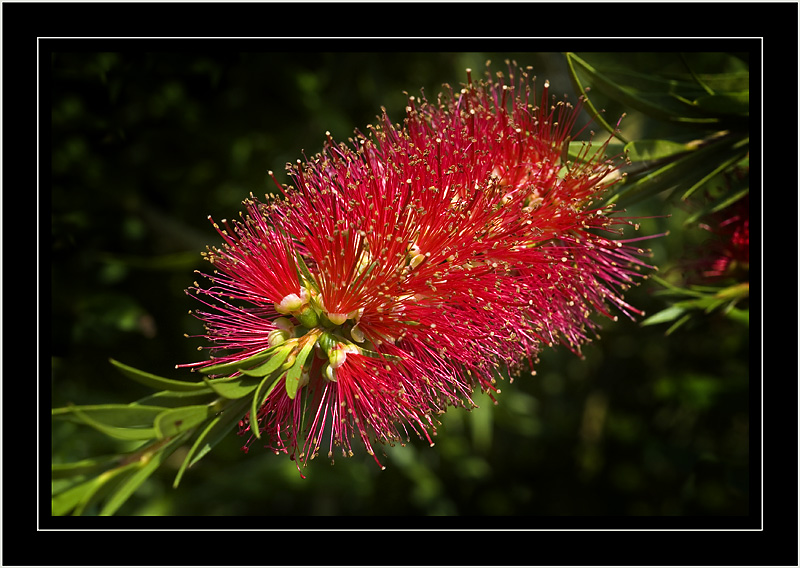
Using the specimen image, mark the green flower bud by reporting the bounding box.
[317,330,338,353]
[327,346,348,369]
[350,324,365,343]
[275,294,302,314]
[296,305,319,328]
[268,328,291,347]
[326,312,348,326]
[273,317,294,331]
[322,362,337,382]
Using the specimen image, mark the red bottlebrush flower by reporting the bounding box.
[694,194,750,281]
[183,63,653,471]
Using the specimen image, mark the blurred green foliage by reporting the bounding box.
[51,52,748,516]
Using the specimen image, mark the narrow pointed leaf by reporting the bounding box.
[608,134,748,207]
[250,373,283,439]
[52,478,105,516]
[132,387,217,409]
[641,305,687,326]
[52,404,164,427]
[285,340,315,399]
[683,187,748,227]
[52,455,120,479]
[110,358,208,391]
[71,411,157,441]
[623,139,691,162]
[694,92,749,116]
[665,314,693,335]
[198,346,278,375]
[52,463,138,516]
[53,404,162,440]
[680,143,749,200]
[153,404,215,439]
[99,431,191,516]
[567,52,717,124]
[565,52,629,143]
[203,375,261,400]
[295,251,320,292]
[239,344,294,377]
[174,397,250,487]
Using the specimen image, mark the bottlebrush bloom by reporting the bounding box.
[182,63,654,471]
[692,193,750,282]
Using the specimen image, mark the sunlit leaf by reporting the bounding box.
[52,403,163,427]
[52,478,104,516]
[202,374,261,400]
[565,52,630,143]
[608,134,748,207]
[295,251,320,292]
[641,305,687,327]
[110,358,207,391]
[725,307,749,327]
[285,339,315,399]
[623,139,691,162]
[173,397,250,487]
[153,404,215,439]
[665,314,693,336]
[132,387,217,409]
[566,52,715,126]
[52,463,138,516]
[239,343,294,377]
[99,432,191,516]
[680,139,749,200]
[694,92,749,116]
[53,404,162,440]
[566,140,625,162]
[52,455,120,479]
[250,373,283,439]
[198,347,278,375]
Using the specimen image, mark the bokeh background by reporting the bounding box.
[51,51,749,517]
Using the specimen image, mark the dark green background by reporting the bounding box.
[51,51,749,517]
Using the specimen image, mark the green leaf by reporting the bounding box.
[295,251,319,292]
[173,397,250,487]
[641,305,687,326]
[694,91,749,116]
[566,140,625,162]
[52,455,120,479]
[250,373,284,439]
[52,462,139,516]
[566,52,715,127]
[203,374,261,400]
[565,52,630,143]
[153,404,215,439]
[683,186,748,227]
[52,478,102,516]
[608,134,748,207]
[52,404,162,440]
[99,432,191,516]
[725,307,749,327]
[239,343,294,377]
[110,358,207,391]
[665,313,693,336]
[52,403,163,427]
[679,139,749,200]
[623,139,691,162]
[198,347,278,375]
[285,340,315,399]
[132,387,217,409]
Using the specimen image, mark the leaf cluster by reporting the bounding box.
[566,52,750,330]
[51,351,299,516]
